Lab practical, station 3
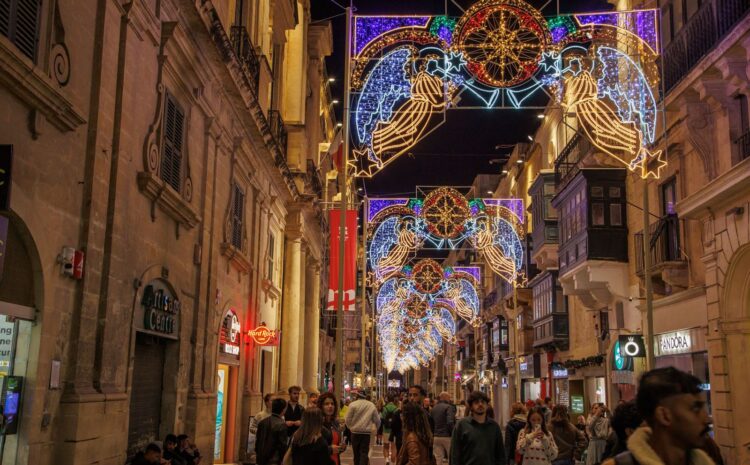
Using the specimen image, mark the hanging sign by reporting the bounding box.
[326,210,358,311]
[656,330,693,356]
[219,310,241,356]
[618,335,646,358]
[247,325,278,346]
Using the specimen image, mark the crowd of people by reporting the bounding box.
[130,434,202,465]
[130,367,721,465]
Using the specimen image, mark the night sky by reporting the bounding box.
[311,0,614,197]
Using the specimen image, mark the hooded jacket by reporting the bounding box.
[505,415,527,464]
[601,427,715,465]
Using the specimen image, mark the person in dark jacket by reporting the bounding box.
[430,392,455,464]
[162,434,187,465]
[549,405,588,465]
[601,401,641,460]
[289,407,334,465]
[319,392,346,465]
[390,385,435,462]
[256,398,289,465]
[450,390,506,465]
[505,402,528,465]
[131,443,164,465]
[285,386,305,438]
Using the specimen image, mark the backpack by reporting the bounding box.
[383,405,397,429]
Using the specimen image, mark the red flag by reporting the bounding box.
[327,129,343,171]
[327,210,358,311]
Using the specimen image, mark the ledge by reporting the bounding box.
[558,260,629,310]
[220,242,252,273]
[137,172,200,229]
[0,38,86,132]
[676,156,750,219]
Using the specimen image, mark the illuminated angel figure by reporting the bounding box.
[562,58,665,178]
[466,215,524,286]
[369,216,425,281]
[442,279,481,327]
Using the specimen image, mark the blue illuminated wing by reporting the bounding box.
[596,46,657,144]
[369,216,400,272]
[494,217,524,272]
[355,47,413,145]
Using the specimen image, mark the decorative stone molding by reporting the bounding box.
[137,172,200,229]
[49,1,70,87]
[220,243,252,273]
[558,260,629,310]
[680,94,718,180]
[0,38,85,132]
[677,157,750,219]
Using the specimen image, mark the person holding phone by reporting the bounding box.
[585,404,610,465]
[516,407,558,465]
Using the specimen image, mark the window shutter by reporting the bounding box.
[231,184,244,249]
[1,0,42,61]
[161,93,184,192]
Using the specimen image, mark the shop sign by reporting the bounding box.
[2,375,22,434]
[552,368,568,379]
[612,340,634,372]
[571,395,584,414]
[519,353,541,379]
[137,281,180,339]
[656,330,692,356]
[618,335,645,358]
[220,311,241,356]
[247,325,278,346]
[387,379,401,388]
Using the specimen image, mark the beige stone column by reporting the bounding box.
[296,244,307,387]
[304,260,322,394]
[279,227,303,391]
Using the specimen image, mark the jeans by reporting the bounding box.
[351,432,371,465]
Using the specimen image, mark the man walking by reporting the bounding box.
[345,391,381,465]
[390,384,436,459]
[256,398,289,465]
[284,386,304,438]
[450,390,506,465]
[601,367,714,465]
[431,391,456,464]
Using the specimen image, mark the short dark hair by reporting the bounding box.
[636,367,702,423]
[611,400,642,440]
[264,393,273,403]
[544,397,551,404]
[177,434,188,442]
[272,398,288,415]
[146,443,162,453]
[164,434,178,445]
[467,390,490,406]
[409,384,427,397]
[288,385,302,394]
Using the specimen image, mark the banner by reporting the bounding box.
[327,210,358,311]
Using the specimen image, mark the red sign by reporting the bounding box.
[326,210,358,311]
[247,325,278,346]
[73,250,85,280]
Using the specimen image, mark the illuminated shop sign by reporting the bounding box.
[220,311,241,356]
[139,281,180,339]
[656,330,692,356]
[247,325,278,346]
[618,335,646,358]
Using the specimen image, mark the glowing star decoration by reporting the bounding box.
[348,2,662,180]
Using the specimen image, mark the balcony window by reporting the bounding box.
[531,271,568,349]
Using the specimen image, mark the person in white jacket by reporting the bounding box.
[345,392,382,465]
[517,406,558,465]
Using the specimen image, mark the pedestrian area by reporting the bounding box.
[339,435,387,465]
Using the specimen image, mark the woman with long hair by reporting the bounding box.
[584,403,610,465]
[396,402,435,465]
[318,393,346,465]
[289,408,334,465]
[516,406,558,465]
[548,405,587,465]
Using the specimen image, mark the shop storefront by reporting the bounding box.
[519,353,541,402]
[610,336,645,403]
[128,279,181,456]
[550,363,570,408]
[216,309,242,464]
[654,328,711,413]
[563,355,605,416]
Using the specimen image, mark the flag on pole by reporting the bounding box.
[326,128,344,171]
[326,209,358,311]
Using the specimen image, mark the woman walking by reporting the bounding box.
[548,405,587,465]
[318,393,346,465]
[288,408,335,465]
[516,407,558,465]
[584,404,610,465]
[505,402,527,465]
[396,402,435,465]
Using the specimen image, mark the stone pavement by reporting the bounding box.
[339,434,386,465]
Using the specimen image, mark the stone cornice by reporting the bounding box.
[0,38,86,132]
[676,156,750,219]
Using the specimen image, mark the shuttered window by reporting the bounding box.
[231,183,244,249]
[161,92,185,193]
[0,0,42,61]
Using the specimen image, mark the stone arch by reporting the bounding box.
[721,243,750,321]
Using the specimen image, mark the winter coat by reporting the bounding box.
[397,432,436,465]
[506,416,527,464]
[549,422,587,461]
[516,429,558,465]
[430,401,456,437]
[600,427,716,465]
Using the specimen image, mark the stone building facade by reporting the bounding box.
[0,0,335,464]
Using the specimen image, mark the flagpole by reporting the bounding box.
[334,6,352,401]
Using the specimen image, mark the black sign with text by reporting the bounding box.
[0,146,12,211]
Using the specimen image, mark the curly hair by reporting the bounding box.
[401,401,433,447]
[317,392,339,425]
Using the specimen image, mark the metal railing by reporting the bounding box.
[554,132,592,191]
[663,0,750,92]
[306,159,323,199]
[734,129,750,160]
[635,214,682,274]
[268,110,288,161]
[229,26,261,97]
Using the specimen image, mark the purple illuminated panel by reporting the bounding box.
[482,199,525,223]
[367,198,410,222]
[453,266,481,283]
[354,16,431,56]
[575,10,659,52]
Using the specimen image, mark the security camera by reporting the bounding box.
[628,296,633,302]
